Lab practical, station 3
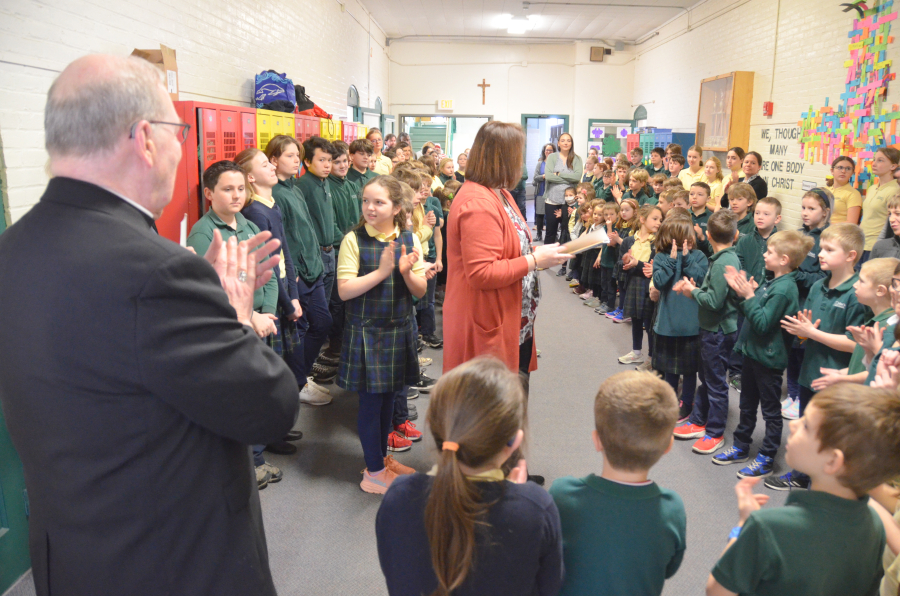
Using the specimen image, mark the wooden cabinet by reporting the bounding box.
[696,71,754,151]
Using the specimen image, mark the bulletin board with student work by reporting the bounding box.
[798,0,900,194]
[695,71,754,152]
[586,120,635,158]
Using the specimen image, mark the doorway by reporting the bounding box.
[521,114,569,198]
[399,115,491,160]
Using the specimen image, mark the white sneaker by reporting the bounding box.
[782,398,799,420]
[299,383,332,406]
[579,290,593,300]
[306,377,331,395]
[618,351,644,364]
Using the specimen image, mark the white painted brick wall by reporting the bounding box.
[633,0,900,228]
[0,0,390,223]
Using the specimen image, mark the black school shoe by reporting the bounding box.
[311,362,337,383]
[764,470,810,491]
[415,372,438,393]
[264,441,297,455]
[284,430,303,442]
[423,334,443,349]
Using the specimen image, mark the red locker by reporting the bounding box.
[294,114,315,142]
[219,110,240,160]
[343,121,357,143]
[197,107,220,169]
[239,109,257,151]
[626,133,640,153]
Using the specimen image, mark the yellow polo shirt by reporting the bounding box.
[337,223,426,279]
[678,168,708,187]
[631,233,655,263]
[862,180,899,250]
[831,183,863,224]
[707,179,724,211]
[373,154,392,176]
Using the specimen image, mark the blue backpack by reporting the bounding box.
[254,71,296,109]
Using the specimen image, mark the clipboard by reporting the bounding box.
[560,229,610,256]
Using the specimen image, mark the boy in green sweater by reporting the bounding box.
[321,140,362,364]
[347,138,377,186]
[775,223,869,490]
[647,147,668,178]
[673,210,740,455]
[812,257,898,388]
[735,197,781,284]
[707,384,900,596]
[713,230,810,479]
[550,371,686,596]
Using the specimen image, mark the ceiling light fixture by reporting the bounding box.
[506,14,539,34]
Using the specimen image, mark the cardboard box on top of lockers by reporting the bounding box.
[131,44,179,101]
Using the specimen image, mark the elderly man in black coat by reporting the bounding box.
[0,54,299,596]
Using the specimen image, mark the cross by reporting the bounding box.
[477,79,490,105]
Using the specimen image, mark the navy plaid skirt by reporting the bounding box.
[265,308,300,356]
[652,333,700,375]
[337,315,419,393]
[623,275,654,322]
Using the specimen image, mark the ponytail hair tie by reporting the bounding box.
[442,441,459,452]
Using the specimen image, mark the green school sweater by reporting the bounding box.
[186,210,277,314]
[653,249,708,337]
[623,188,652,207]
[550,475,686,596]
[735,271,800,370]
[735,226,777,285]
[691,246,740,334]
[296,171,341,247]
[647,164,668,178]
[798,272,870,389]
[327,173,362,246]
[271,178,325,283]
[347,167,377,186]
[736,212,755,236]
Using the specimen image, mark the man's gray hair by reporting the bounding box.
[45,56,169,158]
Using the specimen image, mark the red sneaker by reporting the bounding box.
[673,422,706,440]
[692,435,724,454]
[394,421,423,442]
[387,431,412,452]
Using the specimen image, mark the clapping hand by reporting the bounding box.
[205,231,281,327]
[782,309,820,338]
[735,477,770,525]
[670,240,678,259]
[871,350,900,389]
[612,185,623,201]
[425,210,437,227]
[811,367,849,391]
[649,285,660,302]
[682,239,690,256]
[622,250,637,270]
[554,208,562,218]
[642,261,653,277]
[608,230,621,245]
[398,244,419,276]
[378,241,397,277]
[847,322,884,359]
[508,459,528,484]
[693,224,707,242]
[723,265,756,300]
[674,276,697,297]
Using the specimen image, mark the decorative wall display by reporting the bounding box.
[799,1,898,192]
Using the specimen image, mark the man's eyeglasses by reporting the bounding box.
[891,277,900,290]
[130,121,191,144]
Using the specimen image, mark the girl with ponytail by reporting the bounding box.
[375,357,563,596]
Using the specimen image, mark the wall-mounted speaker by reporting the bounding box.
[590,47,613,62]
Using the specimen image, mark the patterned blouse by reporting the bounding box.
[500,195,541,344]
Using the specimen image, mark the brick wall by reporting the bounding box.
[0,0,389,223]
[633,0,900,228]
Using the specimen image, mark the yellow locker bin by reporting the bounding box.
[256,109,295,152]
[273,112,295,139]
[358,125,368,141]
[320,118,342,141]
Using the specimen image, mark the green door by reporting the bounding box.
[0,132,31,593]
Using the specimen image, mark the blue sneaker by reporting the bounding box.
[764,470,810,491]
[737,454,774,479]
[711,445,750,465]
[605,308,621,319]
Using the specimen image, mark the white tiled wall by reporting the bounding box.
[633,0,900,228]
[0,0,389,223]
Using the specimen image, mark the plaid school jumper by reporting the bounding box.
[337,227,420,393]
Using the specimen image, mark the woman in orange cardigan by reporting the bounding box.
[444,121,571,380]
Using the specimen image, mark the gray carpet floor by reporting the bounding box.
[3,199,795,596]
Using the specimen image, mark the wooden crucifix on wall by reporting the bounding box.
[477,79,490,105]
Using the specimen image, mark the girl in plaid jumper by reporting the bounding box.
[337,176,428,495]
[617,205,663,365]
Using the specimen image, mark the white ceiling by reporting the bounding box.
[360,0,698,44]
